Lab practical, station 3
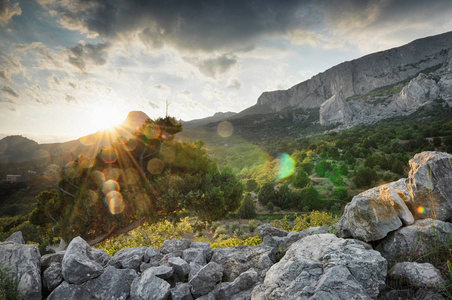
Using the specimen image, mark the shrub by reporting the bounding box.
[248,219,260,233]
[237,193,256,219]
[0,263,19,300]
[214,226,228,238]
[266,202,274,213]
[292,170,310,188]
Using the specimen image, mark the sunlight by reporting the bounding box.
[92,108,124,131]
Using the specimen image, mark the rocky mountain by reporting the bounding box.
[183,111,237,128]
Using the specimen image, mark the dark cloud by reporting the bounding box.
[0,0,21,26]
[2,85,19,98]
[184,54,237,78]
[65,94,78,103]
[68,42,110,72]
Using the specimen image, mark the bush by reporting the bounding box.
[353,167,378,188]
[214,226,228,238]
[331,187,348,202]
[266,202,274,213]
[0,263,19,300]
[237,193,256,219]
[292,170,310,188]
[248,219,260,233]
[258,182,276,206]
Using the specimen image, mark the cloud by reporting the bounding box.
[228,79,241,90]
[2,85,19,98]
[184,54,238,78]
[153,84,170,90]
[68,42,110,72]
[65,94,77,103]
[0,69,11,82]
[53,75,60,85]
[0,0,22,26]
[68,82,77,89]
[35,98,52,105]
[147,101,159,109]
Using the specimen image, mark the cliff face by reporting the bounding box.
[257,31,452,112]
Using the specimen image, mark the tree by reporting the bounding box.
[353,167,378,188]
[245,179,258,192]
[237,193,256,219]
[258,182,276,206]
[292,170,310,189]
[30,116,243,245]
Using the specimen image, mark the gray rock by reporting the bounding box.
[145,265,174,280]
[0,236,41,300]
[251,234,387,300]
[89,247,110,267]
[406,151,452,221]
[109,246,146,271]
[189,262,223,297]
[190,242,212,262]
[130,271,171,300]
[319,92,353,125]
[160,239,191,254]
[183,248,207,265]
[41,252,65,268]
[376,219,452,260]
[47,281,90,300]
[84,265,138,299]
[170,283,194,300]
[257,224,288,239]
[42,262,63,292]
[144,246,161,262]
[218,268,259,300]
[211,245,275,281]
[390,262,445,290]
[4,231,25,244]
[168,257,190,281]
[188,262,203,281]
[61,236,104,284]
[140,261,159,272]
[337,181,415,242]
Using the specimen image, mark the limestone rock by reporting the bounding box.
[83,265,137,299]
[211,245,275,282]
[41,252,65,268]
[217,268,259,300]
[337,180,415,242]
[389,262,445,290]
[251,234,387,300]
[0,237,42,300]
[406,151,452,220]
[160,238,191,254]
[42,262,63,292]
[47,281,90,300]
[170,283,194,300]
[61,236,105,284]
[4,231,25,244]
[183,248,207,265]
[319,92,353,125]
[189,262,223,297]
[376,218,452,260]
[130,270,171,300]
[190,242,212,262]
[168,256,190,280]
[144,246,161,262]
[395,74,440,110]
[109,246,146,271]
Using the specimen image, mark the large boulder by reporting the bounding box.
[61,236,107,284]
[389,262,445,290]
[41,252,65,268]
[252,234,387,299]
[190,242,212,262]
[337,179,414,242]
[160,239,192,255]
[376,218,452,260]
[189,262,223,297]
[130,269,171,300]
[211,245,275,282]
[319,92,353,125]
[406,151,452,221]
[0,232,42,300]
[42,262,63,292]
[217,268,260,300]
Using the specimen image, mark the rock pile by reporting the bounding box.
[1,151,451,299]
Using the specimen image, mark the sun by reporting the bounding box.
[92,108,124,131]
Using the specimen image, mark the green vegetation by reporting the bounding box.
[0,263,19,300]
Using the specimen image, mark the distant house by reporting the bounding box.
[6,175,21,183]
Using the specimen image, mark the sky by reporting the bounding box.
[0,0,451,143]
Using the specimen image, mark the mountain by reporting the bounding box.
[0,136,46,163]
[183,111,237,128]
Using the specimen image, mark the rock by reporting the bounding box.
[188,262,203,281]
[130,270,171,300]
[211,245,275,281]
[251,234,387,299]
[145,265,174,280]
[168,257,190,280]
[406,151,452,220]
[337,180,415,242]
[42,262,63,292]
[84,265,137,299]
[183,248,207,265]
[109,246,146,271]
[144,246,161,262]
[41,252,65,268]
[389,262,445,290]
[160,238,191,255]
[189,262,223,297]
[47,281,90,300]
[394,74,440,111]
[0,234,41,300]
[61,236,105,284]
[170,283,194,300]
[376,218,452,260]
[4,231,25,244]
[218,268,259,300]
[319,92,353,125]
[190,242,212,262]
[257,224,288,239]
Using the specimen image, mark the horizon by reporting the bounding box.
[1,0,452,143]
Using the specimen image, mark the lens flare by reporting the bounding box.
[144,123,161,140]
[91,171,105,188]
[124,168,140,185]
[105,191,125,214]
[217,121,234,138]
[86,190,98,204]
[102,180,120,194]
[161,143,176,163]
[64,162,82,178]
[147,158,165,175]
[101,147,118,164]
[79,134,97,146]
[104,168,121,181]
[417,206,426,214]
[78,155,95,168]
[278,153,295,179]
[124,139,138,151]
